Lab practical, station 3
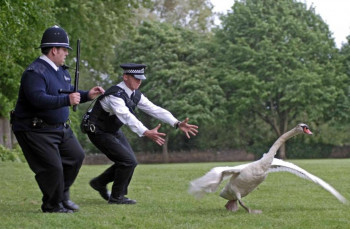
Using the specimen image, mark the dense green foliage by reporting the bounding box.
[0,144,25,162]
[213,0,349,157]
[55,0,151,81]
[0,0,56,117]
[1,0,350,159]
[137,0,215,32]
[1,160,349,228]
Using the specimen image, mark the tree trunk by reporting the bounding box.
[162,135,169,163]
[277,116,289,159]
[0,117,13,148]
[0,118,3,146]
[278,143,287,159]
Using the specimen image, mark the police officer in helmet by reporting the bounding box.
[11,25,104,213]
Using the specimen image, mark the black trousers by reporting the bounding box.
[14,127,85,208]
[88,130,137,197]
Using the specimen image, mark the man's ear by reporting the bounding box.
[51,47,58,55]
[122,74,128,81]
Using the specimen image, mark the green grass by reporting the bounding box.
[1,159,349,229]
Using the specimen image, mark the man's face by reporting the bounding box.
[124,74,142,91]
[51,47,69,66]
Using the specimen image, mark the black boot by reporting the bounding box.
[89,177,111,201]
[108,196,136,205]
[41,202,74,213]
[62,200,80,211]
[90,178,111,200]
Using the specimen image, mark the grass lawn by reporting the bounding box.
[0,159,349,229]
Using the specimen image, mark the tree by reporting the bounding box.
[340,35,350,79]
[114,21,225,160]
[135,0,215,32]
[213,0,349,158]
[54,0,151,89]
[0,0,56,118]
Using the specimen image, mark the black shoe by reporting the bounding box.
[62,200,79,211]
[41,203,74,213]
[89,178,111,201]
[108,196,137,205]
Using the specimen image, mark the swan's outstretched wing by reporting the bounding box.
[269,158,347,204]
[188,163,249,199]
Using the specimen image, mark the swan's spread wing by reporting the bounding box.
[269,158,347,204]
[188,163,249,199]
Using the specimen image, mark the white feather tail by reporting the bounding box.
[188,164,248,199]
[188,167,227,199]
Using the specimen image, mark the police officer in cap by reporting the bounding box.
[11,25,104,213]
[87,63,198,204]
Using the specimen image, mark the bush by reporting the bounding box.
[286,140,333,159]
[0,144,25,162]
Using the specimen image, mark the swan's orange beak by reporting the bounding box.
[303,127,313,135]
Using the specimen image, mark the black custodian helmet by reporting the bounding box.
[39,25,72,50]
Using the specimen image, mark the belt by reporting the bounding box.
[13,116,70,129]
[32,118,71,129]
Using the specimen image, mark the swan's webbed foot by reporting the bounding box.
[225,200,238,212]
[238,200,262,214]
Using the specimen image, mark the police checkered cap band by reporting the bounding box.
[120,63,147,79]
[123,68,145,74]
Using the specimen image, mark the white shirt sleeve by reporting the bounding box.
[100,93,179,137]
[100,95,148,137]
[137,94,178,126]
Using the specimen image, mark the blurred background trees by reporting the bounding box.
[212,0,349,158]
[1,0,349,161]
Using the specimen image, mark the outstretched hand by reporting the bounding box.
[143,124,167,146]
[178,118,198,139]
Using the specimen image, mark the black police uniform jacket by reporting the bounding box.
[89,85,141,133]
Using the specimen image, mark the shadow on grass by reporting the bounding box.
[79,198,109,205]
[182,206,246,216]
[0,198,111,216]
[183,203,340,216]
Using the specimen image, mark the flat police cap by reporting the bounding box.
[39,25,72,50]
[120,63,146,80]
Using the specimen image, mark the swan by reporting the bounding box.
[188,123,347,214]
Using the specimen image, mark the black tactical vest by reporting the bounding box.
[89,85,141,133]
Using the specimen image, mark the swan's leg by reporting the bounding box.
[225,200,238,212]
[238,199,262,214]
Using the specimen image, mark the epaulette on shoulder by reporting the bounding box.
[26,61,48,75]
[101,86,125,99]
[27,67,34,72]
[115,90,123,96]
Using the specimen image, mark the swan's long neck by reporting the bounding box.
[266,128,300,158]
[258,128,301,170]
